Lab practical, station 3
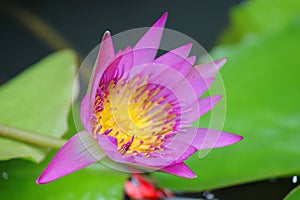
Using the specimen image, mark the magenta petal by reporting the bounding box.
[162,137,197,161]
[133,12,168,66]
[161,162,197,178]
[89,32,116,106]
[167,76,214,108]
[118,46,134,75]
[96,135,177,168]
[196,95,222,117]
[185,75,215,98]
[147,63,199,107]
[97,134,118,152]
[195,57,227,78]
[93,31,115,81]
[170,56,195,76]
[134,12,167,50]
[164,142,198,164]
[80,95,93,134]
[182,95,222,125]
[150,56,194,87]
[175,145,198,163]
[37,131,106,184]
[189,128,243,150]
[155,43,193,66]
[171,43,192,58]
[102,53,123,81]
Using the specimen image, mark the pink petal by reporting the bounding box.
[118,46,134,76]
[99,47,134,85]
[96,135,178,168]
[37,131,106,184]
[102,53,123,81]
[169,76,215,107]
[176,58,225,100]
[170,56,196,76]
[153,63,215,105]
[182,95,222,125]
[161,162,197,178]
[170,128,242,154]
[150,56,195,87]
[129,137,198,168]
[133,12,168,66]
[154,43,193,66]
[96,135,141,165]
[89,32,116,107]
[80,95,93,135]
[187,55,196,65]
[164,142,198,164]
[189,128,243,150]
[97,134,118,152]
[184,66,216,98]
[148,63,199,102]
[195,57,227,78]
[197,95,222,117]
[93,31,115,81]
[176,145,198,163]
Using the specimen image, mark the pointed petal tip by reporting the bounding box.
[153,12,168,28]
[221,134,244,147]
[104,30,111,35]
[176,43,193,51]
[203,94,223,109]
[162,11,168,19]
[215,94,223,101]
[175,43,193,57]
[36,176,52,185]
[186,42,193,49]
[188,56,196,63]
[236,134,244,143]
[102,31,112,40]
[214,57,228,68]
[188,128,244,150]
[230,132,244,142]
[36,131,105,185]
[220,133,244,147]
[36,168,63,184]
[36,177,44,185]
[188,174,198,179]
[179,43,193,54]
[219,57,228,63]
[161,162,197,179]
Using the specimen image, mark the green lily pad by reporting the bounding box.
[154,18,300,191]
[284,186,300,200]
[0,152,128,200]
[0,50,76,162]
[221,0,300,44]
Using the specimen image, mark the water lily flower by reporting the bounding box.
[37,12,243,184]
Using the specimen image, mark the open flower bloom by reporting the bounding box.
[37,12,243,184]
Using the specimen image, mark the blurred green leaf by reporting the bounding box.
[0,152,128,200]
[221,0,300,44]
[284,186,300,200]
[0,50,76,162]
[154,18,300,191]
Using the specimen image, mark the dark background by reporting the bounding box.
[0,0,296,199]
[0,0,242,84]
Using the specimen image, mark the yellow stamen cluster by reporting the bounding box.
[92,77,178,156]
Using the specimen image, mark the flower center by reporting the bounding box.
[92,76,180,156]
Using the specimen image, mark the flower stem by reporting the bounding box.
[0,124,67,149]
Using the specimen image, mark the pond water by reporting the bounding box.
[172,177,298,200]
